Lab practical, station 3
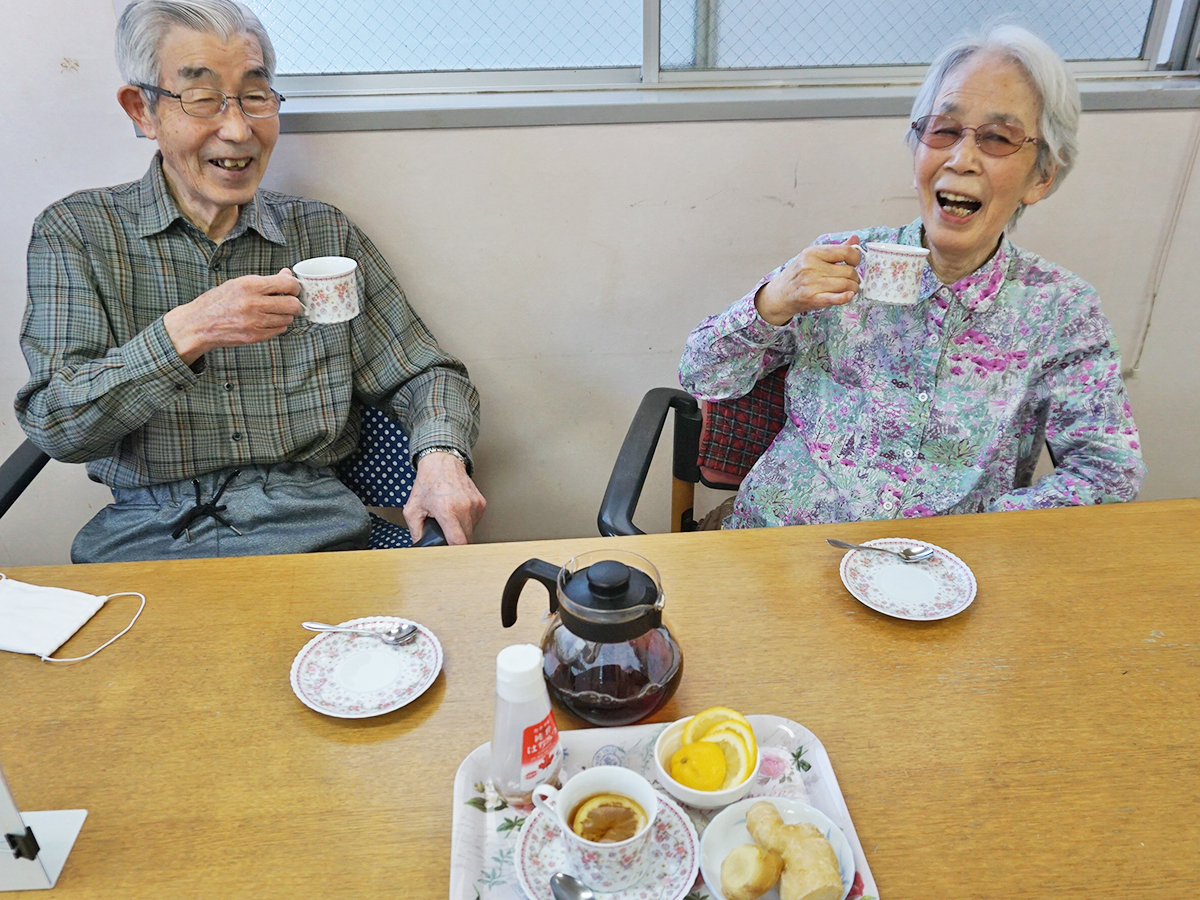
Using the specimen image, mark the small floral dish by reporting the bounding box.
[838,538,976,620]
[699,797,854,900]
[516,790,700,900]
[289,616,442,718]
[653,717,762,809]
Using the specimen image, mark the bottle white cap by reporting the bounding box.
[496,643,545,702]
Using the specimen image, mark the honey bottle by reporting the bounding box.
[489,644,562,807]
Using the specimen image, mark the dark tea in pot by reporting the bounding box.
[543,626,682,726]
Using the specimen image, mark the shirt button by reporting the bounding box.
[927,333,938,343]
[903,448,915,459]
[882,501,895,511]
[175,384,185,391]
[231,432,242,442]
[917,392,930,402]
[224,382,233,391]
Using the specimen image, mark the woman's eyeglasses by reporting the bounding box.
[911,115,1040,157]
[133,84,285,118]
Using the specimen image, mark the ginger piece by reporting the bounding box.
[744,801,842,900]
[720,842,784,900]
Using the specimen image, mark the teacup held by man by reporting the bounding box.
[857,241,930,305]
[293,256,360,323]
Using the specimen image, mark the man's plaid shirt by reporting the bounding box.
[16,156,480,489]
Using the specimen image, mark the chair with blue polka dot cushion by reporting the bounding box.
[335,404,423,549]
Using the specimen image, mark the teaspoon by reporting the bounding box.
[550,872,595,900]
[826,539,935,563]
[301,621,420,645]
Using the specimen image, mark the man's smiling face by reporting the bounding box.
[133,28,279,239]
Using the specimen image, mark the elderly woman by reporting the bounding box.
[680,25,1145,529]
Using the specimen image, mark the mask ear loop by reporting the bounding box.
[41,592,147,663]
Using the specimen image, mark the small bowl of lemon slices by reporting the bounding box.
[653,706,761,809]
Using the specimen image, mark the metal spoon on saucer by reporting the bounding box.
[826,539,935,563]
[301,621,420,645]
[550,873,595,900]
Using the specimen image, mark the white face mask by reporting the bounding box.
[0,572,145,662]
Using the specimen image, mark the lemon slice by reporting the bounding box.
[571,793,648,843]
[670,740,727,791]
[681,706,752,745]
[704,719,758,761]
[702,730,754,789]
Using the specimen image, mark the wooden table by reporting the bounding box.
[1,499,1197,899]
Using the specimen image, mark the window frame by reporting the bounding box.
[235,0,1200,129]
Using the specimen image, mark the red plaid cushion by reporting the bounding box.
[697,367,788,483]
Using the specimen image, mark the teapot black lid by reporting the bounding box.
[563,561,656,609]
[560,561,661,641]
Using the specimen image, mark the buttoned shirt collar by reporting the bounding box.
[900,218,1012,314]
[132,153,287,247]
[944,235,1012,315]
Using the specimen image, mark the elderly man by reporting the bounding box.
[15,0,485,562]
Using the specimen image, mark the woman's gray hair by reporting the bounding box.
[116,0,276,93]
[907,25,1080,221]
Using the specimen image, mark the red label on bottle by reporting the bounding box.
[520,710,561,782]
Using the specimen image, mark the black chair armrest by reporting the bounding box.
[0,440,51,520]
[598,388,701,537]
[412,517,448,548]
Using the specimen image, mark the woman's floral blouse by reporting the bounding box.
[679,219,1146,529]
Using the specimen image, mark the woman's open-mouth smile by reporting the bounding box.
[937,190,983,220]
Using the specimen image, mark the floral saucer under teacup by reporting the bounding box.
[837,539,976,620]
[515,791,700,900]
[289,616,442,717]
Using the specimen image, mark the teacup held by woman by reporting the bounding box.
[856,242,930,305]
[293,256,360,323]
[532,765,659,892]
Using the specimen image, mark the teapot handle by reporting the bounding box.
[501,559,562,628]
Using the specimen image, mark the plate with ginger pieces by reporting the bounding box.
[699,797,853,900]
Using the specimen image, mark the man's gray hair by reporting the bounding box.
[906,25,1080,222]
[116,0,276,91]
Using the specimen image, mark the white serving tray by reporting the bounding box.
[449,714,879,899]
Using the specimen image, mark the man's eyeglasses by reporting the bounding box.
[911,115,1040,158]
[133,83,285,118]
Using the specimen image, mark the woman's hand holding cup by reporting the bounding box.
[754,235,863,326]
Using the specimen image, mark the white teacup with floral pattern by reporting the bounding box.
[857,241,930,305]
[531,765,659,892]
[293,256,360,323]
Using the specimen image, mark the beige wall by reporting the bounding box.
[2,1,1198,566]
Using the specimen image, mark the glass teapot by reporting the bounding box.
[500,550,683,727]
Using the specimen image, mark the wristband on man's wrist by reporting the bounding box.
[414,445,468,467]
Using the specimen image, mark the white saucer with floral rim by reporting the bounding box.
[289,616,442,717]
[515,791,700,900]
[838,538,976,620]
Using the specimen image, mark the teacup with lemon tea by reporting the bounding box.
[532,764,660,892]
